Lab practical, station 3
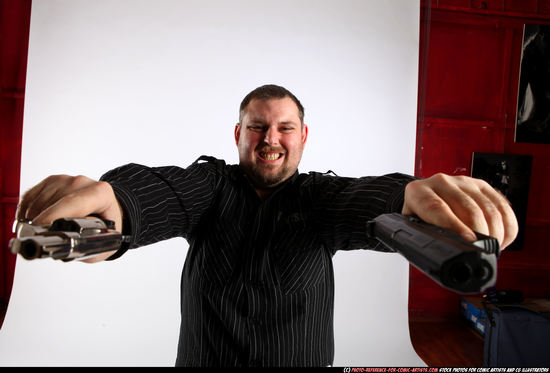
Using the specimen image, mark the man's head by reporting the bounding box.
[238,84,305,126]
[235,85,308,195]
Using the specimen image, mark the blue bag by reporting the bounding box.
[484,305,550,367]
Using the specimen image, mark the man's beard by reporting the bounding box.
[247,162,291,189]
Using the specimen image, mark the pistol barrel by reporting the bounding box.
[367,213,499,294]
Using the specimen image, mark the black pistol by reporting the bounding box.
[367,213,499,294]
[9,216,130,261]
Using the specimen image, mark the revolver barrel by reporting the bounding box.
[10,235,72,260]
[9,217,129,261]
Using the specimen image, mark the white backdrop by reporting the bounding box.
[0,0,424,366]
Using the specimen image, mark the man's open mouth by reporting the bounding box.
[259,151,284,161]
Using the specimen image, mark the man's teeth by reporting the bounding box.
[261,152,281,160]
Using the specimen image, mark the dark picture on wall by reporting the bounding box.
[515,24,550,144]
[471,153,532,251]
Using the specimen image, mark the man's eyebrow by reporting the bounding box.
[280,121,298,126]
[247,119,298,126]
[248,119,268,125]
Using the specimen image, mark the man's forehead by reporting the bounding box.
[244,97,301,121]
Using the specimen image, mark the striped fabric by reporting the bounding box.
[100,156,415,367]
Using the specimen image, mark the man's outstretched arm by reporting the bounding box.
[15,160,220,263]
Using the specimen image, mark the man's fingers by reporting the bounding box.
[24,177,72,219]
[33,181,112,224]
[403,180,477,242]
[430,176,504,242]
[441,176,517,249]
[16,176,52,220]
[32,181,122,232]
[477,181,518,249]
[403,173,519,250]
[17,175,96,221]
[431,179,491,235]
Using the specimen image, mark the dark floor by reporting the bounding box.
[409,318,485,367]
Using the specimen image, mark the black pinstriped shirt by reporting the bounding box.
[100,156,415,367]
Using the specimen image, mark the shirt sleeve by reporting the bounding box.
[99,157,222,259]
[310,172,417,253]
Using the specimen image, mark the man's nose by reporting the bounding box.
[264,126,280,145]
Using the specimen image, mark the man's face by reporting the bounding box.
[235,97,308,191]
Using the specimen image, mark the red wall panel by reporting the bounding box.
[412,3,550,319]
[420,120,505,176]
[0,0,31,329]
[424,20,507,121]
[0,98,25,197]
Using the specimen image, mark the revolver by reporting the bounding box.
[9,216,130,261]
[367,213,500,294]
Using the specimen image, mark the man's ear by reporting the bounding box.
[234,123,241,146]
[301,124,309,147]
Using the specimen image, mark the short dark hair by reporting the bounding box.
[239,84,305,125]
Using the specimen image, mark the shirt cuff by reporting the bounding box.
[103,181,141,261]
[384,173,418,213]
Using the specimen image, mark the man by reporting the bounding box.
[17,85,518,366]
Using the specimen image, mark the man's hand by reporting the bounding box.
[16,175,123,262]
[402,173,518,250]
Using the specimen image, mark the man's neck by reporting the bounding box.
[255,187,274,200]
